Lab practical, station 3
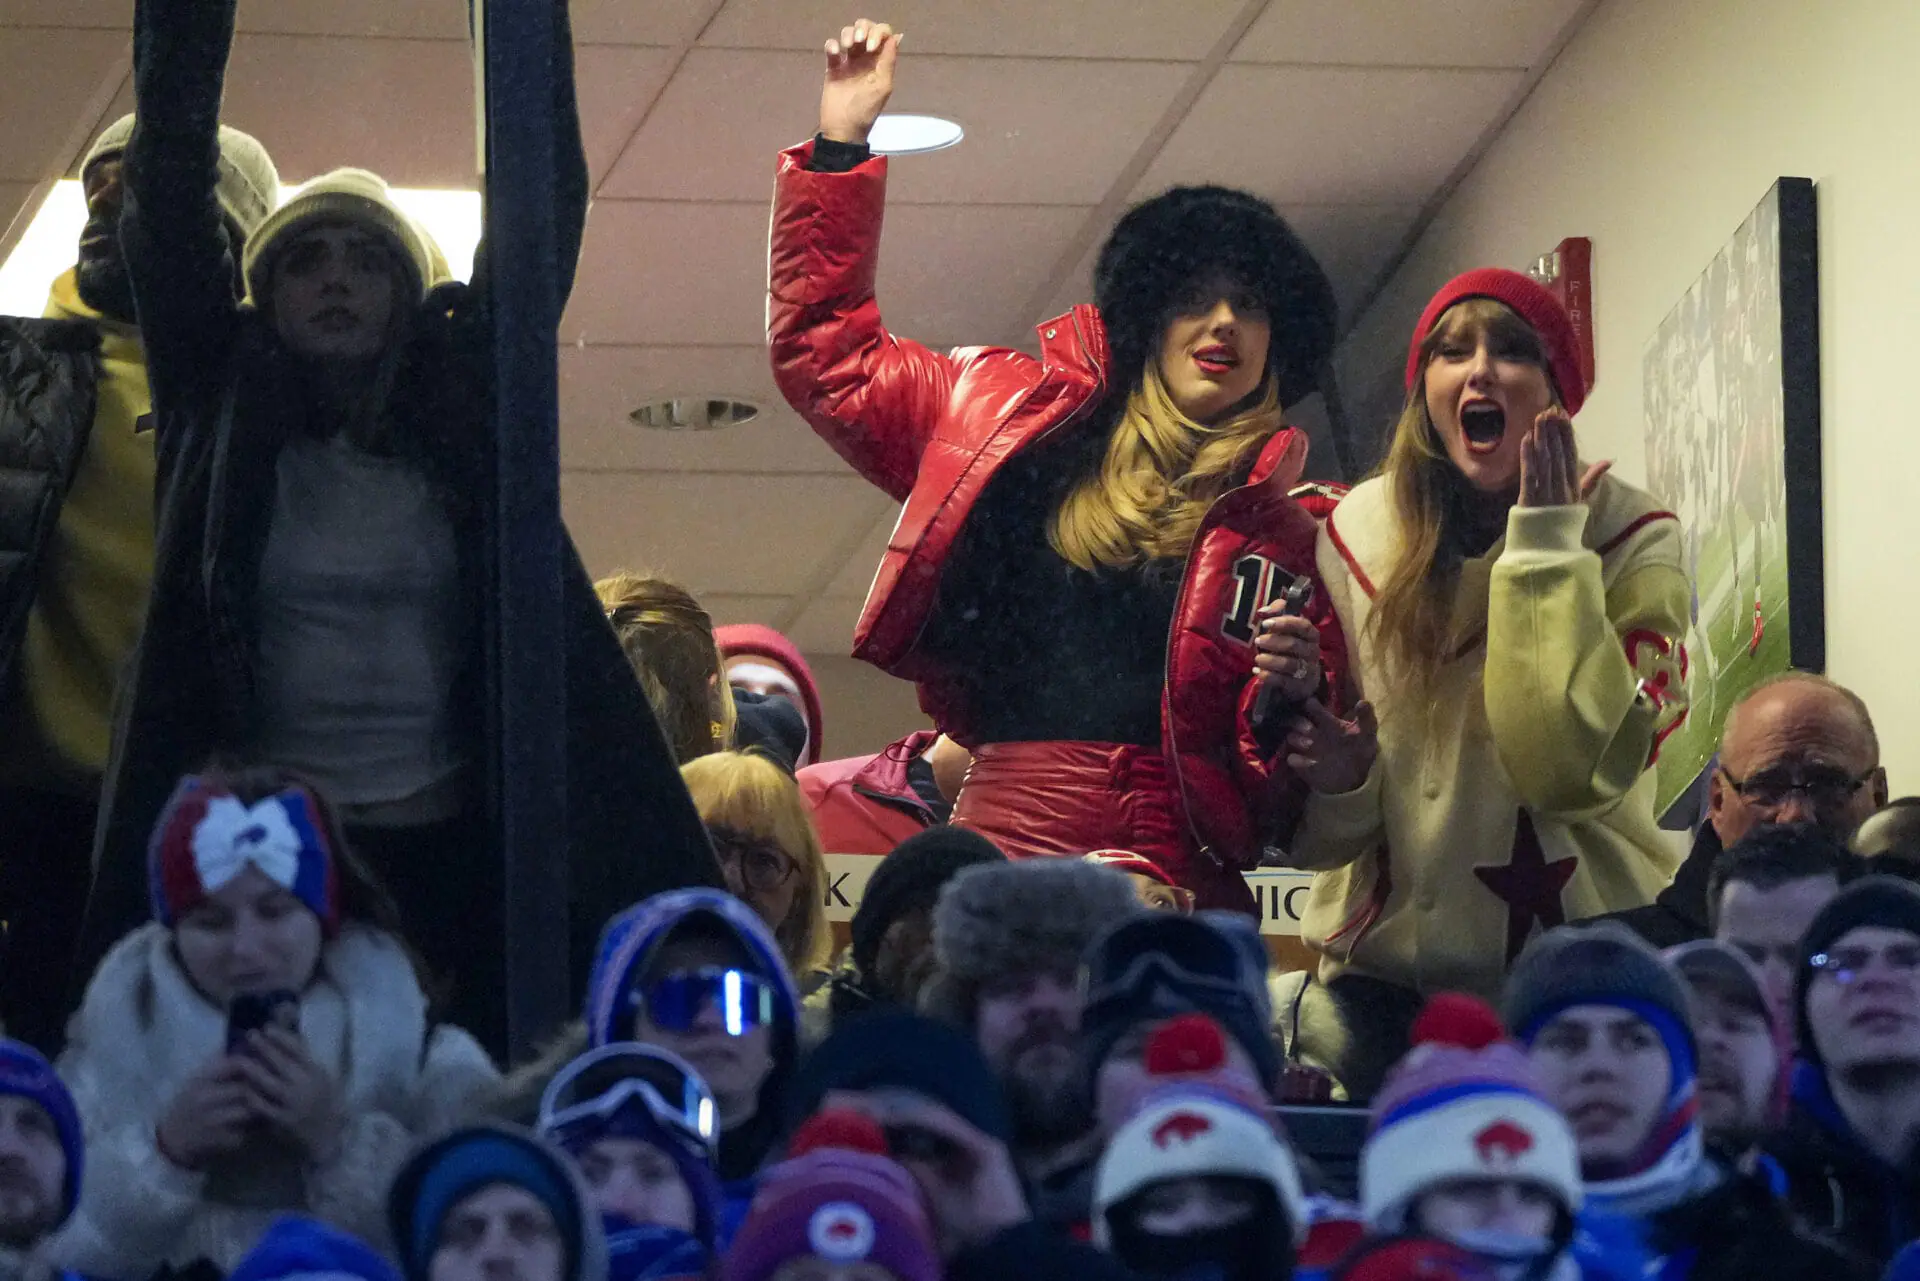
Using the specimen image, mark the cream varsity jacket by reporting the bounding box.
[1281,473,1691,1000]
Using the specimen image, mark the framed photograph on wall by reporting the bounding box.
[1642,177,1823,821]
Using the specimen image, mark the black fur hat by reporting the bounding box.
[1094,185,1336,408]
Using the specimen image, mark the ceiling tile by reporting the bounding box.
[1133,64,1522,206]
[0,0,128,27]
[873,202,1090,345]
[820,507,900,599]
[689,593,794,626]
[0,29,127,182]
[574,44,678,186]
[602,49,1189,206]
[237,0,469,39]
[784,594,868,656]
[216,34,477,187]
[561,470,881,594]
[562,201,767,346]
[559,343,849,473]
[570,0,717,47]
[699,0,1247,61]
[1234,0,1589,69]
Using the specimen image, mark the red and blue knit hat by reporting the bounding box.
[1364,995,1582,1233]
[148,775,340,936]
[722,1111,939,1281]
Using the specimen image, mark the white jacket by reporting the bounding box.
[47,923,498,1277]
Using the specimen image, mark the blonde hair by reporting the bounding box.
[680,751,831,977]
[1048,362,1284,571]
[1369,298,1553,699]
[596,572,736,764]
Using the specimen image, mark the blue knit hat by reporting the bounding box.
[228,1217,399,1281]
[388,1126,606,1281]
[0,1040,82,1224]
[586,890,799,1049]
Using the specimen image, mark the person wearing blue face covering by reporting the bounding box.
[540,1043,722,1281]
[1504,923,1868,1281]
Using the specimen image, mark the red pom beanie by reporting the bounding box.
[716,624,824,766]
[1404,268,1587,415]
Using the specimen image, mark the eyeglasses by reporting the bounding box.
[1719,764,1876,811]
[629,966,778,1036]
[1809,943,1920,985]
[538,1043,719,1159]
[709,829,798,894]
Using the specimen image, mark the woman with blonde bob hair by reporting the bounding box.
[681,751,831,979]
[766,19,1348,914]
[1266,268,1692,1099]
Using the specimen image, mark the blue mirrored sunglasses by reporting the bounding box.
[628,966,778,1036]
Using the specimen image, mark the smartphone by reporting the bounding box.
[226,990,299,1054]
[1251,577,1316,730]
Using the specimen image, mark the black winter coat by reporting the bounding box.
[0,318,101,703]
[1650,1160,1873,1281]
[1767,1083,1920,1270]
[79,0,721,999]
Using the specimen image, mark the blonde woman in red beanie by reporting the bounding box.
[1266,269,1691,1099]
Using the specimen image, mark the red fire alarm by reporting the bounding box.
[1528,238,1594,394]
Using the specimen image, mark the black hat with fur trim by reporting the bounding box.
[920,859,1142,1027]
[1094,185,1337,409]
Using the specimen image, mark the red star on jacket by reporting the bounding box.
[1474,811,1577,963]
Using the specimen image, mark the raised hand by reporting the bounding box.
[1518,407,1611,508]
[1253,605,1322,704]
[234,1026,344,1165]
[1285,698,1379,797]
[820,18,901,145]
[155,1058,254,1171]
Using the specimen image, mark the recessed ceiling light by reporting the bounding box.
[629,397,761,431]
[0,179,483,318]
[868,113,964,156]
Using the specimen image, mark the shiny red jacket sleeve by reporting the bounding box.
[767,140,958,503]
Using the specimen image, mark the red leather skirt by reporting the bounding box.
[950,740,1256,914]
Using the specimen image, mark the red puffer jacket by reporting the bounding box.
[767,140,1348,912]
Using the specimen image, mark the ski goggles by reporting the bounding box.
[627,965,780,1037]
[1081,913,1252,1013]
[539,1042,719,1159]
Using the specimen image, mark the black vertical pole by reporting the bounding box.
[477,0,569,1062]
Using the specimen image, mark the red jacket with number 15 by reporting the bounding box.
[766,140,1348,913]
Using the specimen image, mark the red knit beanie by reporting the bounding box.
[716,624,824,766]
[1404,268,1587,415]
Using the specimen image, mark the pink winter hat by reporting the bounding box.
[722,1111,939,1281]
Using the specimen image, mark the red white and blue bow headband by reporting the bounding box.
[148,776,340,935]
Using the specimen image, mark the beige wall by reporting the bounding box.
[1332,0,1920,791]
[806,653,930,761]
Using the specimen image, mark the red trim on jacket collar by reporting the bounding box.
[1325,508,1376,599]
[1597,509,1678,556]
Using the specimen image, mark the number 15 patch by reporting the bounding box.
[1221,554,1308,644]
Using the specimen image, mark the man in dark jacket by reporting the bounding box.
[0,113,277,1050]
[1604,671,1884,948]
[1768,877,1920,1268]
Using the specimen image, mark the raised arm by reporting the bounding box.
[468,0,589,310]
[767,19,958,502]
[1484,415,1690,818]
[120,0,244,416]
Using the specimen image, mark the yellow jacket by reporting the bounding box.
[1283,473,1690,1000]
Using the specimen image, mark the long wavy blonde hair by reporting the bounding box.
[680,751,832,978]
[1369,298,1554,697]
[1048,360,1284,571]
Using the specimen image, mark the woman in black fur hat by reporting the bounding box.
[767,18,1348,915]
